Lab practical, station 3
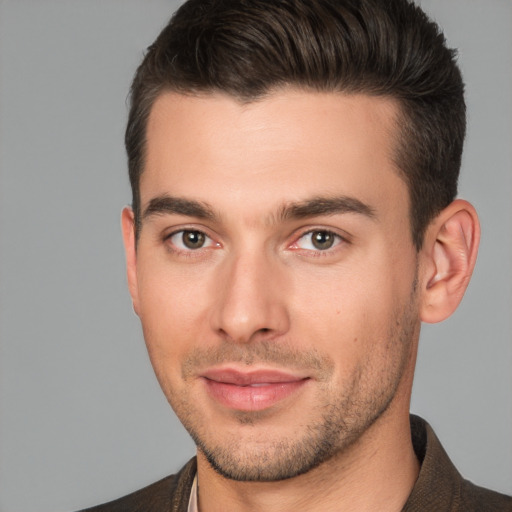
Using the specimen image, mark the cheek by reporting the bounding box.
[137,253,214,322]
[287,260,407,367]
[290,262,395,328]
[135,263,213,376]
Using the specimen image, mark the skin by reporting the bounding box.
[122,89,479,512]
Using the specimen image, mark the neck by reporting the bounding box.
[196,410,420,512]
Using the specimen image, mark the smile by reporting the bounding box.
[201,368,310,411]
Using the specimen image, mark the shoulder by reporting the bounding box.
[459,479,512,512]
[405,416,511,511]
[78,474,177,512]
[76,458,196,512]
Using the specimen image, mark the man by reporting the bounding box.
[82,0,511,510]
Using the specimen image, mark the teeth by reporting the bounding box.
[248,383,271,387]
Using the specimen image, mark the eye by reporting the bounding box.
[294,230,342,251]
[167,230,216,251]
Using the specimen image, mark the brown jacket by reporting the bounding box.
[80,416,512,511]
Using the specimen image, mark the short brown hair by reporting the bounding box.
[126,0,465,249]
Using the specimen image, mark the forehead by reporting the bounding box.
[142,89,407,219]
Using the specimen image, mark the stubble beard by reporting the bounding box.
[164,287,419,482]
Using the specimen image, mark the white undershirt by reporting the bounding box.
[187,474,198,512]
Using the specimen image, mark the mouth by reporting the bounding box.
[200,368,310,411]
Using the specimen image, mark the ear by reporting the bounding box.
[121,207,140,316]
[419,199,480,324]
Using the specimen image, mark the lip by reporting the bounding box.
[201,368,310,411]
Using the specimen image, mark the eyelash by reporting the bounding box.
[290,229,346,255]
[162,227,348,257]
[163,229,219,257]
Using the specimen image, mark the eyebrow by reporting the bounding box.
[142,195,217,221]
[278,196,376,221]
[141,194,376,224]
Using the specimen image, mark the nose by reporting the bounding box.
[210,250,290,344]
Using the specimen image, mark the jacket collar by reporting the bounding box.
[170,416,463,512]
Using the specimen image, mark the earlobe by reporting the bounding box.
[420,199,480,324]
[121,207,140,316]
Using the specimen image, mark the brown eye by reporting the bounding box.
[167,229,214,251]
[294,230,342,251]
[311,231,336,250]
[181,230,206,249]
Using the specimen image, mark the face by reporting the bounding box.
[123,90,421,481]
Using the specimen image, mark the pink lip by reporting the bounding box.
[201,368,310,411]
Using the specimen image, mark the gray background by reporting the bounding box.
[0,1,510,511]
